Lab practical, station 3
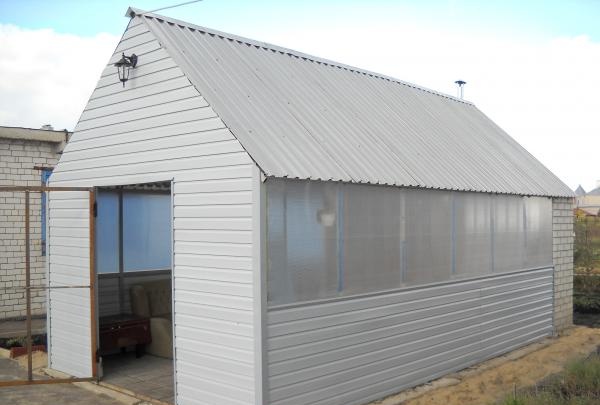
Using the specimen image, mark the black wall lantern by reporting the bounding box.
[114,53,138,87]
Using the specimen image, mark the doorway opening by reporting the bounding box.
[94,181,174,404]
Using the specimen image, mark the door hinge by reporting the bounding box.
[93,202,98,218]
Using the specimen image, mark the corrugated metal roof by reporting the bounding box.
[129,8,573,198]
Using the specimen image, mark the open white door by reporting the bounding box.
[47,189,96,378]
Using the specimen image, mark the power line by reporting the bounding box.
[144,0,204,15]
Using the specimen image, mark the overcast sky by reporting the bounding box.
[0,0,598,191]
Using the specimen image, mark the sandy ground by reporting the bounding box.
[374,326,600,405]
[15,350,48,371]
[1,327,599,404]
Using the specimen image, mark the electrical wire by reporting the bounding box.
[143,0,204,15]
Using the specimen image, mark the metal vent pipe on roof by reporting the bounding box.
[454,80,466,99]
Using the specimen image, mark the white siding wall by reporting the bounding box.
[50,16,257,405]
[47,190,92,377]
[266,268,554,405]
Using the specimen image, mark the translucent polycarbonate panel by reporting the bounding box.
[95,191,119,273]
[403,189,453,285]
[267,180,339,305]
[493,196,525,272]
[454,193,492,277]
[524,197,553,268]
[123,192,172,272]
[266,178,553,305]
[342,184,403,295]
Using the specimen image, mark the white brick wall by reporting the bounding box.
[552,197,575,333]
[0,138,61,320]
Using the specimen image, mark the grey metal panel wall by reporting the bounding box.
[134,9,572,198]
[266,268,553,405]
[50,16,258,405]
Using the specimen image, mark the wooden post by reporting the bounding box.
[25,190,32,381]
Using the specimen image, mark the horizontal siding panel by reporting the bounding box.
[175,241,252,257]
[58,138,242,171]
[49,254,88,268]
[177,347,254,378]
[175,204,251,218]
[175,191,252,205]
[176,337,254,364]
[266,268,553,405]
[67,116,227,152]
[177,378,250,405]
[175,253,252,270]
[177,266,252,283]
[49,235,89,248]
[49,227,88,238]
[73,104,216,141]
[177,372,253,404]
[174,178,253,194]
[80,85,201,122]
[175,313,253,337]
[268,298,481,350]
[49,218,88,228]
[269,305,482,364]
[77,90,204,130]
[176,290,253,311]
[114,30,155,53]
[175,229,252,244]
[175,277,252,297]
[51,152,251,182]
[176,301,253,324]
[269,289,482,337]
[177,359,254,390]
[113,22,149,44]
[84,75,190,111]
[47,208,88,219]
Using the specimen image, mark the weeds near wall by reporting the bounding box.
[497,353,600,405]
[574,216,600,274]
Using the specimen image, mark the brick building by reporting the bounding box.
[0,126,69,320]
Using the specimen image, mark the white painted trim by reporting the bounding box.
[45,191,52,369]
[252,164,266,405]
[169,178,178,404]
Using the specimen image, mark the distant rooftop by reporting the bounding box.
[0,126,70,143]
[575,185,586,196]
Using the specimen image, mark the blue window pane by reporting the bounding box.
[96,191,119,273]
[123,193,171,272]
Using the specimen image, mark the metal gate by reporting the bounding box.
[0,186,97,387]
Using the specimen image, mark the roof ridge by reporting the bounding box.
[126,7,474,106]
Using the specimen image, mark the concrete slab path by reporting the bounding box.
[0,357,130,405]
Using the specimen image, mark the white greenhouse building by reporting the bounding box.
[45,8,574,405]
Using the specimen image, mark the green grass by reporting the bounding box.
[497,356,600,405]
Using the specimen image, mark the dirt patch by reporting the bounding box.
[15,350,48,371]
[372,327,600,405]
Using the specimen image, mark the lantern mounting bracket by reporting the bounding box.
[114,53,138,87]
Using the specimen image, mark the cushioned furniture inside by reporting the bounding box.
[130,279,173,358]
